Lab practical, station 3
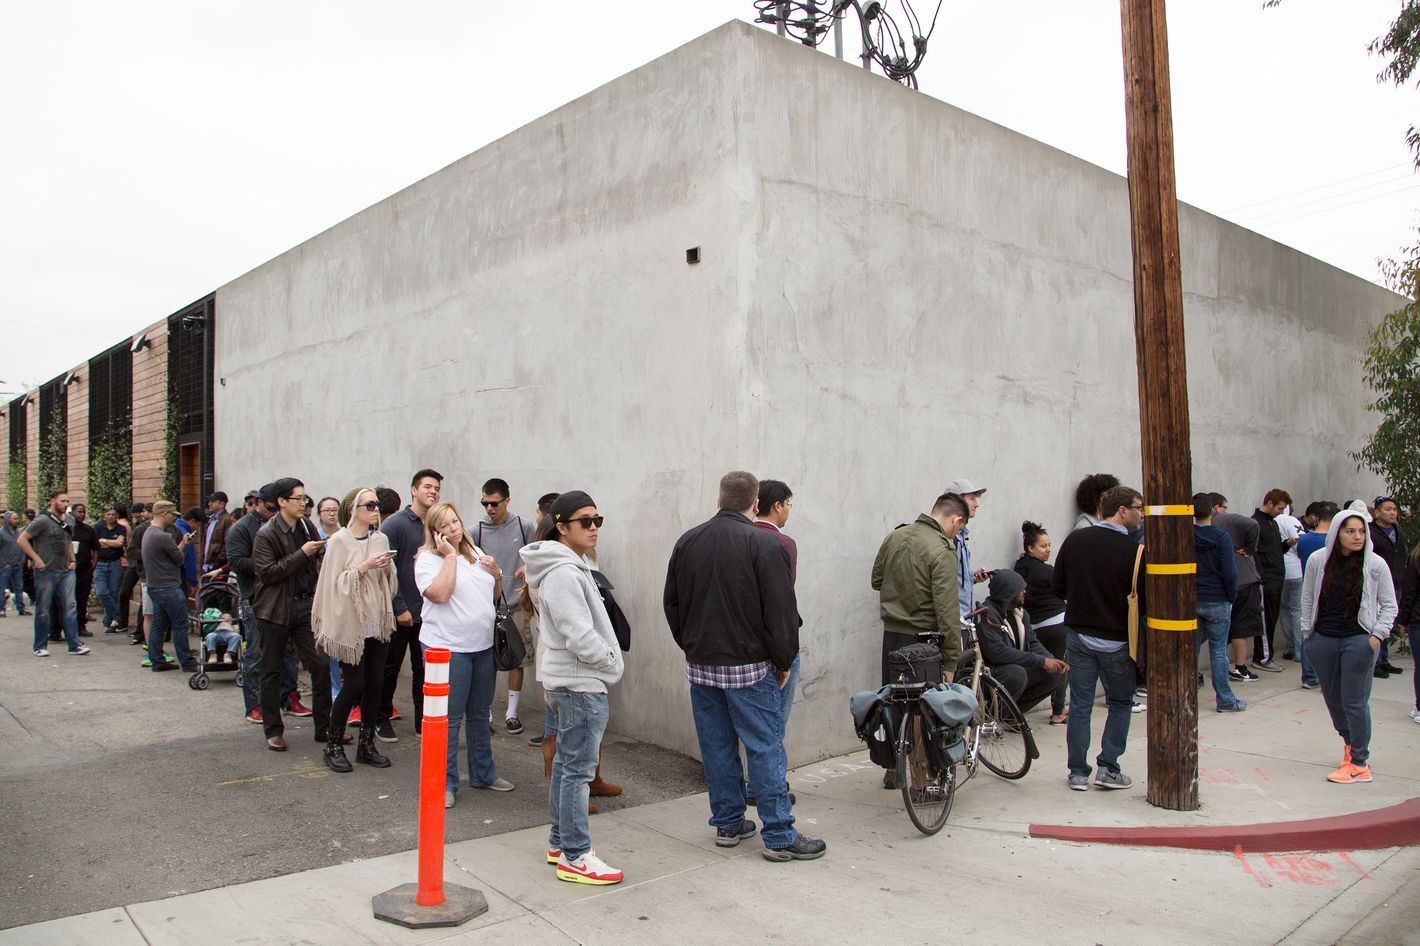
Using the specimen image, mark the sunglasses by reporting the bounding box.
[480,499,505,508]
[356,501,380,512]
[567,515,604,530]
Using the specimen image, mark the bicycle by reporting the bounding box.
[885,608,1041,835]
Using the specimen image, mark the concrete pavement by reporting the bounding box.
[5,652,1418,945]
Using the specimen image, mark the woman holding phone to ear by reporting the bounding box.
[313,487,398,773]
[416,500,511,807]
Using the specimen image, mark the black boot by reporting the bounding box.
[324,727,353,773]
[357,724,391,768]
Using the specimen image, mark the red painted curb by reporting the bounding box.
[1028,796,1420,852]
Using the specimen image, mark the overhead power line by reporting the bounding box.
[1238,172,1417,223]
[1248,180,1420,227]
[1223,163,1411,214]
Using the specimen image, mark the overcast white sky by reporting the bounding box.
[1,1,1414,390]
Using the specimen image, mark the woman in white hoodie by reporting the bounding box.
[1299,503,1397,783]
[522,490,625,887]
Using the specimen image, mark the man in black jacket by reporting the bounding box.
[664,470,824,863]
[1052,485,1146,792]
[1368,496,1407,677]
[252,477,330,752]
[227,485,299,724]
[1251,490,1291,672]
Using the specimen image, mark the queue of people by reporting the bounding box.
[872,474,1414,794]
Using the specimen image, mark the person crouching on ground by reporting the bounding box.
[1299,503,1397,784]
[313,487,397,773]
[978,569,1069,715]
[522,490,625,885]
[416,500,513,806]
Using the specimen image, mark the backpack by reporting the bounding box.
[850,687,901,770]
[886,642,943,686]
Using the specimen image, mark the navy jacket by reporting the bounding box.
[1194,523,1237,604]
[381,506,427,622]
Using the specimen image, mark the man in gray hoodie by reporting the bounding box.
[0,511,27,616]
[523,490,626,886]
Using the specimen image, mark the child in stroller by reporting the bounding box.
[202,610,241,664]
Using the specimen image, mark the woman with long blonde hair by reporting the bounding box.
[313,487,397,773]
[415,500,511,807]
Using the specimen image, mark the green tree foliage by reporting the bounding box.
[160,397,180,505]
[1356,239,1420,512]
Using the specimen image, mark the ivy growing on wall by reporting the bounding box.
[35,415,66,501]
[6,460,24,512]
[160,396,180,504]
[87,422,132,514]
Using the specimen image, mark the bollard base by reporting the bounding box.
[372,883,489,929]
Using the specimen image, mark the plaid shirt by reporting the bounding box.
[685,661,772,689]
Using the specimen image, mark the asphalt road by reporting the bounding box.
[0,624,704,930]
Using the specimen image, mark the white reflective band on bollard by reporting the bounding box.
[425,662,450,685]
[424,695,449,718]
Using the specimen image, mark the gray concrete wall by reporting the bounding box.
[216,20,1397,766]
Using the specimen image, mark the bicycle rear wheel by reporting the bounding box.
[975,674,1031,780]
[896,706,955,835]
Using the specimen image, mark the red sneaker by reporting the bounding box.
[287,695,314,717]
[556,850,623,885]
[389,706,402,721]
[245,707,263,724]
[348,707,362,726]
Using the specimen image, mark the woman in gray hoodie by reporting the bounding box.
[522,490,625,886]
[1299,503,1398,783]
[0,512,26,616]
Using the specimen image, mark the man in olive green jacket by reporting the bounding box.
[871,491,968,684]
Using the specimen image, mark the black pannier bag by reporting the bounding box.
[850,687,900,769]
[886,642,943,686]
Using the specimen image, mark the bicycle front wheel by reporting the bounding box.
[896,706,955,835]
[975,674,1031,780]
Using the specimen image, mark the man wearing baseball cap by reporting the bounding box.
[201,490,234,577]
[944,478,988,622]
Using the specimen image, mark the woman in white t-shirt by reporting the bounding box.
[415,500,513,807]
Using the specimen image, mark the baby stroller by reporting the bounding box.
[187,574,242,691]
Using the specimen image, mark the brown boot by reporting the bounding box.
[588,800,598,815]
[589,765,622,797]
[542,732,556,780]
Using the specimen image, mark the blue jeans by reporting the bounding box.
[1065,630,1136,777]
[1196,601,1242,710]
[329,657,343,699]
[781,654,801,729]
[203,630,242,654]
[1307,633,1378,766]
[33,569,80,651]
[147,586,193,668]
[240,599,297,712]
[443,647,498,792]
[1279,578,1302,655]
[93,561,122,626]
[547,689,609,860]
[0,564,24,613]
[689,671,796,848]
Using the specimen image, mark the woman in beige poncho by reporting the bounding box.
[314,486,397,773]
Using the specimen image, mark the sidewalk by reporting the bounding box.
[6,663,1419,945]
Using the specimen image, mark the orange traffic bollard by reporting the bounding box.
[373,647,488,929]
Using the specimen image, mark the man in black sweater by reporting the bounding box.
[1368,496,1407,677]
[664,471,824,862]
[1052,485,1146,792]
[1251,490,1291,672]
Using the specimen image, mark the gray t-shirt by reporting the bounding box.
[475,514,534,602]
[141,524,185,590]
[22,513,72,571]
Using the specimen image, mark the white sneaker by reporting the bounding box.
[1409,707,1420,724]
[68,645,91,656]
[33,648,49,657]
[556,849,624,885]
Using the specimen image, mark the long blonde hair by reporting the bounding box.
[420,501,478,563]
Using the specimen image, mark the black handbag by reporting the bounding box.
[591,570,632,652]
[492,597,525,671]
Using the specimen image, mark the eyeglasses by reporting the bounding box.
[568,515,604,529]
[282,495,307,505]
[480,499,505,508]
[1127,504,1144,512]
[357,502,380,512]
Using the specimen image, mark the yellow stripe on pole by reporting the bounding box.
[1145,563,1196,575]
[1146,617,1198,632]
[1144,504,1195,516]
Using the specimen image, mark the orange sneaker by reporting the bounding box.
[1342,744,1351,766]
[1327,762,1372,784]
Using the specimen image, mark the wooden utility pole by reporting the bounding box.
[1119,0,1199,811]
